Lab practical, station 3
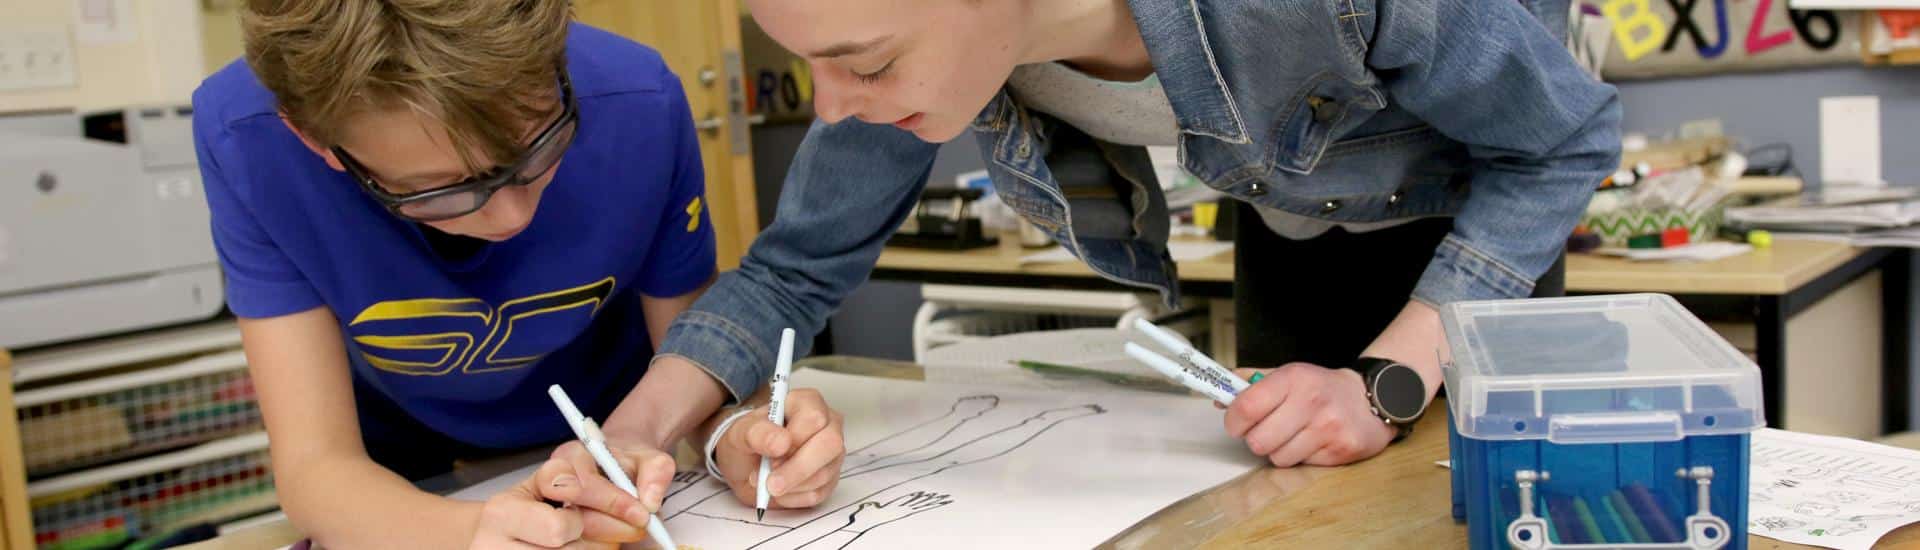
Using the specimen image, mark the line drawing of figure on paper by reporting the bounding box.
[787,491,955,550]
[656,394,1107,549]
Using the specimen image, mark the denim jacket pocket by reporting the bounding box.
[1271,75,1385,175]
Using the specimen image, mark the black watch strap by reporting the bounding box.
[1356,357,1428,443]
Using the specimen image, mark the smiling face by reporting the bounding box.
[746,0,1028,143]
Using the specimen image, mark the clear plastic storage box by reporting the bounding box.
[1442,294,1765,550]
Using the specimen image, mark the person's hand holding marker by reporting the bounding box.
[1223,365,1398,468]
[1125,319,1397,469]
[703,329,848,512]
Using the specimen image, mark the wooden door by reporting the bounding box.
[575,0,761,271]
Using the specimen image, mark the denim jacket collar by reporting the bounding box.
[1125,0,1250,144]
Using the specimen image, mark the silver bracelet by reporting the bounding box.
[704,406,759,480]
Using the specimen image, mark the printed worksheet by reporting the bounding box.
[1749,429,1920,549]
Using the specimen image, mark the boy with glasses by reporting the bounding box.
[194,2,847,547]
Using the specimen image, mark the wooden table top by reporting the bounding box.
[191,356,1918,549]
[877,236,1867,297]
[1565,238,1867,296]
[1103,393,1920,550]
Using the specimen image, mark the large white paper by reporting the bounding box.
[1748,428,1920,550]
[452,369,1260,549]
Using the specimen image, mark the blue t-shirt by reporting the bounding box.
[192,24,716,449]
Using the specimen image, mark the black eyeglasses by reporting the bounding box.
[334,66,579,222]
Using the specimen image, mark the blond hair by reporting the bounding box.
[242,0,572,173]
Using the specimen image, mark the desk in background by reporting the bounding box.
[1567,240,1913,439]
[873,238,1234,297]
[873,238,1915,439]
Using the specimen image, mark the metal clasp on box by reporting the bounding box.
[1506,467,1731,550]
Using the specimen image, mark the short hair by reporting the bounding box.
[242,0,572,172]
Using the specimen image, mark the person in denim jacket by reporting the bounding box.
[652,0,1621,469]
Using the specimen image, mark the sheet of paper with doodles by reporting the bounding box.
[1749,428,1920,549]
[449,369,1261,549]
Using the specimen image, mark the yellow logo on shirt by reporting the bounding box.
[347,277,617,376]
[685,197,703,233]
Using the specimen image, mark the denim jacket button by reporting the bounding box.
[1321,200,1343,213]
[1312,97,1340,123]
[1388,192,1404,206]
[1248,182,1268,197]
[1016,141,1033,159]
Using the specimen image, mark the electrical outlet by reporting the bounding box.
[1820,96,1883,187]
[0,27,78,92]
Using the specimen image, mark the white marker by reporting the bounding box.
[547,385,677,550]
[1124,342,1242,404]
[1126,319,1249,404]
[757,328,796,521]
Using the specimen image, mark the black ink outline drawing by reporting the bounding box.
[840,395,1000,475]
[658,470,720,520]
[663,395,1002,526]
[745,403,1107,549]
[790,491,955,550]
[656,394,1106,549]
[1753,517,1806,531]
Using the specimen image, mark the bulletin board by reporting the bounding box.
[1598,0,1862,79]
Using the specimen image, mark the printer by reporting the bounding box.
[0,106,225,349]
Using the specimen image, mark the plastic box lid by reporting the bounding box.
[1440,294,1765,443]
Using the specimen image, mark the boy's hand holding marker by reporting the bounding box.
[497,329,846,549]
[471,456,639,550]
[1128,319,1397,469]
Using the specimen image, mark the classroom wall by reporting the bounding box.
[0,0,204,113]
[1613,67,1920,184]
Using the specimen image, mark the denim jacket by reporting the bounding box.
[658,0,1622,401]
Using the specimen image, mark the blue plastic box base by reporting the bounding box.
[1449,413,1751,550]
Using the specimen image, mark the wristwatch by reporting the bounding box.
[1355,357,1429,442]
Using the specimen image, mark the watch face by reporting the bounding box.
[1372,364,1426,421]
